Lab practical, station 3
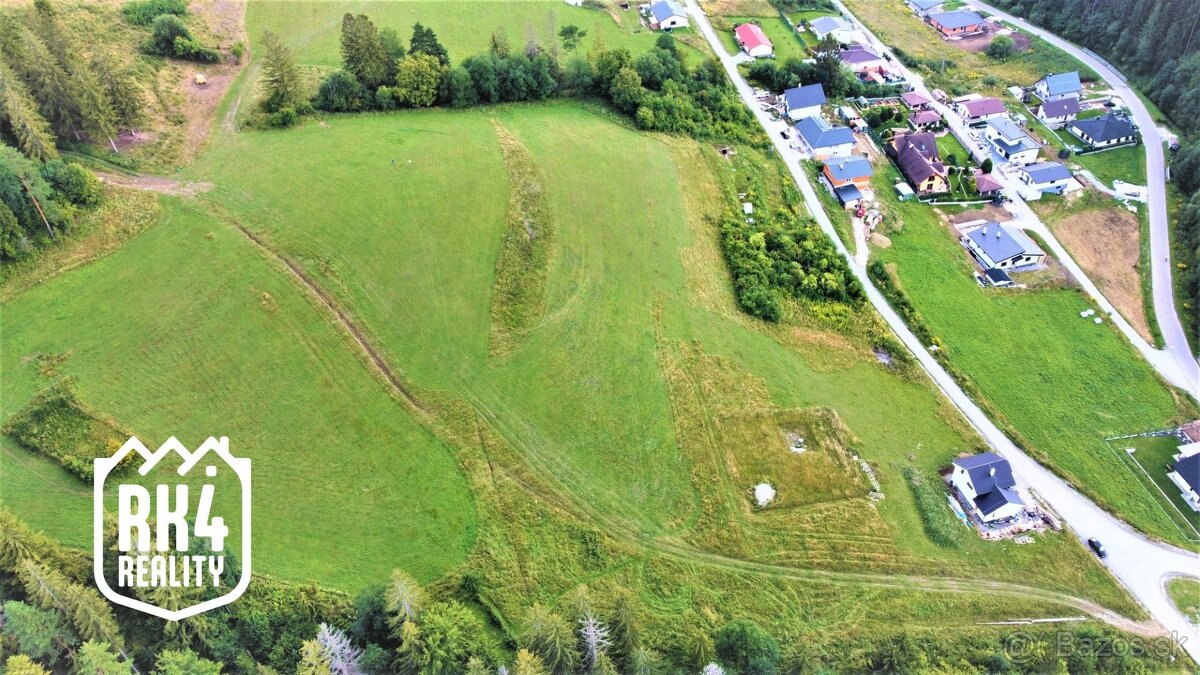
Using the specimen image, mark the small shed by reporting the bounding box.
[894,183,916,201]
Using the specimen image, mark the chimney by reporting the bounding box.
[996,229,1002,239]
[982,226,988,236]
[989,467,996,476]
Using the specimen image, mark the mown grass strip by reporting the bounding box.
[487,120,556,357]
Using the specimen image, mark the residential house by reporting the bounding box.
[887,131,948,195]
[795,116,856,160]
[901,91,932,110]
[647,0,688,30]
[1068,113,1138,149]
[927,10,986,37]
[985,117,1041,165]
[734,23,773,58]
[1168,441,1200,512]
[783,83,827,121]
[823,157,874,205]
[906,0,944,17]
[839,44,888,73]
[908,109,942,130]
[983,268,1015,287]
[951,452,1025,523]
[956,97,1007,125]
[1035,97,1081,129]
[1034,71,1083,101]
[963,222,1045,270]
[809,15,861,44]
[1016,162,1074,194]
[973,170,1004,198]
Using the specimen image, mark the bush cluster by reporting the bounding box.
[120,0,187,26]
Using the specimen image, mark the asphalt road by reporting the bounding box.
[969,0,1200,397]
[682,0,1200,663]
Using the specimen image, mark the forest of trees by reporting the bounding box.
[987,0,1200,349]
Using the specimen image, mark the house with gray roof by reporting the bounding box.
[985,117,1041,165]
[809,16,860,43]
[906,0,944,17]
[1035,71,1083,101]
[928,10,985,37]
[783,83,827,121]
[647,0,688,30]
[1035,96,1081,129]
[1068,113,1138,149]
[1017,162,1073,193]
[962,222,1044,271]
[1168,442,1200,512]
[951,452,1025,523]
[795,116,855,160]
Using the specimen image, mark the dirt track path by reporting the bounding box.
[95,172,214,197]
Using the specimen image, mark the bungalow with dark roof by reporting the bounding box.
[647,0,688,30]
[1168,441,1200,512]
[962,222,1044,270]
[1068,113,1138,149]
[839,44,887,73]
[955,97,1007,125]
[901,91,932,110]
[887,131,948,195]
[734,23,773,58]
[783,83,827,121]
[795,116,855,160]
[973,170,1004,197]
[985,117,1041,165]
[1034,71,1083,102]
[1035,96,1081,129]
[908,109,943,131]
[950,452,1025,523]
[1016,162,1073,193]
[927,10,985,37]
[906,0,944,17]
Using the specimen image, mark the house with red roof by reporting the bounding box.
[734,23,773,58]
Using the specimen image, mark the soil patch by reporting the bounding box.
[949,204,1010,225]
[1052,208,1152,341]
[176,0,247,162]
[96,172,213,196]
[952,24,1031,53]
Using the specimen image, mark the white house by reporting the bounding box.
[794,116,855,160]
[985,117,1041,165]
[734,23,773,58]
[1068,113,1138,149]
[1016,162,1074,194]
[782,83,826,121]
[962,222,1045,271]
[1035,96,1081,129]
[809,16,861,44]
[1168,442,1200,512]
[950,452,1025,523]
[1034,71,1082,102]
[906,0,944,17]
[647,0,688,30]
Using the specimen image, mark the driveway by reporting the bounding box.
[683,0,1200,663]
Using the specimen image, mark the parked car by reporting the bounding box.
[780,129,791,140]
[1087,538,1108,558]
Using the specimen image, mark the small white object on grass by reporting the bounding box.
[754,483,776,506]
[1094,317,1102,324]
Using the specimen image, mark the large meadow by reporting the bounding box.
[0,0,1179,659]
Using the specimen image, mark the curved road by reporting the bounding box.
[970,0,1200,397]
[682,0,1200,663]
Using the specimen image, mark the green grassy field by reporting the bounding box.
[1167,577,1200,624]
[246,0,660,70]
[0,0,1167,644]
[869,169,1197,545]
[1111,436,1200,541]
[0,201,477,590]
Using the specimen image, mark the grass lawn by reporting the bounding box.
[0,201,477,591]
[871,174,1198,546]
[935,132,973,167]
[719,15,809,61]
[1074,145,1147,186]
[1167,577,1200,625]
[1110,436,1200,542]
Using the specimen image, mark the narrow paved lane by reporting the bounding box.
[970,0,1200,396]
[682,1,1200,662]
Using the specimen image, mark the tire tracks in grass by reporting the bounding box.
[166,174,1162,638]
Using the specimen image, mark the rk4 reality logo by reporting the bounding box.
[94,436,251,621]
